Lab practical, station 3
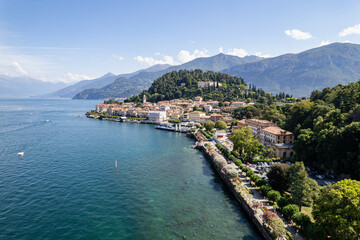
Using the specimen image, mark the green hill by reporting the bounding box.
[126,69,278,103]
[73,54,262,99]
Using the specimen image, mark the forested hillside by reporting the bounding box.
[126,69,284,103]
[283,81,360,179]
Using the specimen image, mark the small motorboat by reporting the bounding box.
[18,152,24,156]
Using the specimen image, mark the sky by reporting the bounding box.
[0,0,360,83]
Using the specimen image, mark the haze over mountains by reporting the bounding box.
[2,42,360,99]
[0,75,66,98]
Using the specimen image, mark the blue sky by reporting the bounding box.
[0,0,360,83]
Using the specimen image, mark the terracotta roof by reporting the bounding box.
[263,126,293,135]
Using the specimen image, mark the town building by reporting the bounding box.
[230,101,245,107]
[210,113,223,122]
[188,111,206,122]
[197,81,222,88]
[148,111,167,122]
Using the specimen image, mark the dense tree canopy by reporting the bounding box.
[230,127,266,159]
[312,179,360,240]
[266,163,291,193]
[289,162,319,211]
[215,120,227,130]
[285,81,360,179]
[126,70,287,103]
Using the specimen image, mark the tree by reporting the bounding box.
[215,120,227,130]
[289,162,319,211]
[267,190,281,204]
[312,179,360,240]
[283,204,299,220]
[204,120,215,131]
[230,127,265,159]
[266,163,290,192]
[292,212,311,230]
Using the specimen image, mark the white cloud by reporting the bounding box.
[319,40,330,47]
[343,40,351,43]
[9,61,28,75]
[285,29,312,40]
[177,49,208,63]
[254,52,271,58]
[112,54,124,61]
[154,52,161,56]
[227,48,248,57]
[134,49,208,66]
[134,55,176,66]
[63,73,92,83]
[339,24,360,37]
[219,46,224,53]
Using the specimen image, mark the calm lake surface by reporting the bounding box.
[0,99,262,240]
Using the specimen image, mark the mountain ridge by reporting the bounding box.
[73,54,263,99]
[222,42,360,97]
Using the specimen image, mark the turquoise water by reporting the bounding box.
[0,99,261,240]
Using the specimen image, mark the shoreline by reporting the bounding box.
[87,115,275,239]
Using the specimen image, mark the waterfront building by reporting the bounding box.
[148,111,167,122]
[237,118,295,159]
[188,111,206,122]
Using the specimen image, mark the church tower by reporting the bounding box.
[143,94,147,104]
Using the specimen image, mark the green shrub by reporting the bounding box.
[255,179,267,187]
[227,169,238,179]
[277,196,290,211]
[267,190,281,204]
[283,204,299,220]
[228,155,236,161]
[259,184,272,197]
[168,119,181,123]
[292,212,311,229]
[234,159,242,167]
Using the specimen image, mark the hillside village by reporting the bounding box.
[89,95,295,160]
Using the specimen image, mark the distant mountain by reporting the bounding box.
[0,75,66,98]
[223,43,360,97]
[73,77,153,99]
[39,72,119,98]
[42,64,173,99]
[73,54,262,99]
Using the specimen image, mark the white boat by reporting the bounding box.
[18,152,24,156]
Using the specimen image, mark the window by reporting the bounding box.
[290,152,294,157]
[283,152,286,158]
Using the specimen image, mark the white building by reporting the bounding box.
[204,105,212,112]
[149,111,167,122]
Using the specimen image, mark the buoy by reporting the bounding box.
[115,160,118,169]
[18,152,24,156]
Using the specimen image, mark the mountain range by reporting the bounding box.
[222,42,360,97]
[0,75,66,98]
[73,43,360,99]
[2,42,360,99]
[72,54,262,99]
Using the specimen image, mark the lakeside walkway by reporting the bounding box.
[203,140,303,240]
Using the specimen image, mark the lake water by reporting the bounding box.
[0,99,261,240]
